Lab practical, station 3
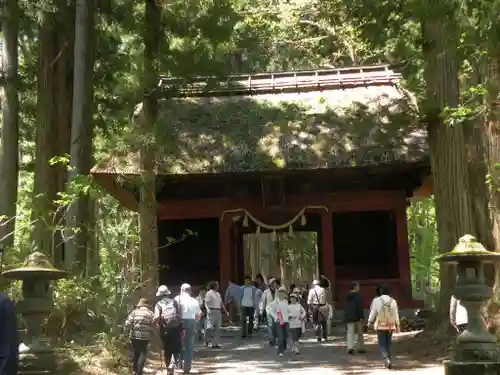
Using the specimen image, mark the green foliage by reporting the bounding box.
[407,198,440,307]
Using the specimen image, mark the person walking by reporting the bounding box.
[344,281,365,354]
[205,281,229,349]
[224,280,241,325]
[175,284,202,374]
[154,285,183,374]
[259,278,278,346]
[0,293,19,375]
[124,298,154,375]
[288,292,306,354]
[240,276,257,338]
[307,279,328,342]
[196,286,207,341]
[367,285,400,369]
[266,286,290,357]
[450,294,468,333]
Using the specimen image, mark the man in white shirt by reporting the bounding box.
[307,279,328,342]
[174,283,202,374]
[259,278,278,346]
[205,281,229,348]
[450,294,468,332]
[367,284,400,369]
[240,275,257,338]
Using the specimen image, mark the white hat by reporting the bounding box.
[181,283,191,292]
[312,279,320,286]
[156,285,171,297]
[277,285,288,293]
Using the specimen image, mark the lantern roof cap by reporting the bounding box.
[437,234,500,264]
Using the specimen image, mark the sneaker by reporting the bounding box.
[348,349,354,355]
[212,344,222,349]
[384,358,392,369]
[317,338,322,342]
[278,353,285,357]
[293,347,300,355]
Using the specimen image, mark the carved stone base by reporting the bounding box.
[18,350,56,375]
[445,360,500,375]
[453,342,500,362]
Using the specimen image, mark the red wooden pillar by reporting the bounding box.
[395,203,412,298]
[219,215,232,292]
[320,210,335,298]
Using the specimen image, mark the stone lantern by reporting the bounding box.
[437,234,500,375]
[1,252,67,374]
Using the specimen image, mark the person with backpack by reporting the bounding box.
[240,275,257,338]
[154,285,182,374]
[367,284,400,369]
[174,283,202,374]
[345,281,365,355]
[124,298,154,375]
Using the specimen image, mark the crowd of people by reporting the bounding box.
[122,275,408,374]
[1,275,500,375]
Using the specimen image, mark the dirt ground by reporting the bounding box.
[74,326,451,375]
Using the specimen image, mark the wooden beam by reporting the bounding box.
[92,173,139,211]
[158,190,406,220]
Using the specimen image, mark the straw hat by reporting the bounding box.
[156,285,172,297]
[136,298,149,308]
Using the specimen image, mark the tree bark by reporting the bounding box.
[483,57,500,292]
[32,3,74,265]
[65,0,96,273]
[139,0,161,298]
[0,0,20,250]
[421,0,475,316]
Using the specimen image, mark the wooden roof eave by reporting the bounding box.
[92,172,139,211]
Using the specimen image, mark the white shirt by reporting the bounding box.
[266,299,290,323]
[241,286,256,307]
[259,288,277,314]
[288,303,306,328]
[450,295,468,326]
[205,289,223,310]
[368,295,400,331]
[307,286,326,305]
[175,293,202,320]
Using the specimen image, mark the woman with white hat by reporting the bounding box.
[266,286,290,356]
[124,298,154,375]
[154,285,182,374]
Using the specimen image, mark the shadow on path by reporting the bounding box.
[178,327,444,375]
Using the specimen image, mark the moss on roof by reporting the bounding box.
[93,83,427,175]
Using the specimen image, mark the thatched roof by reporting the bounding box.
[92,66,427,176]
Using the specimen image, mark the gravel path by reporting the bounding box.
[146,326,444,375]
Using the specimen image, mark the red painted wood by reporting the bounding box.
[157,190,405,220]
[219,216,232,292]
[320,210,335,294]
[158,189,417,307]
[396,203,413,299]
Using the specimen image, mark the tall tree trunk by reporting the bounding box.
[421,0,475,317]
[32,3,74,265]
[139,0,161,298]
[483,57,500,292]
[65,0,96,273]
[0,0,20,250]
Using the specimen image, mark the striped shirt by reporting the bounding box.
[124,307,155,340]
